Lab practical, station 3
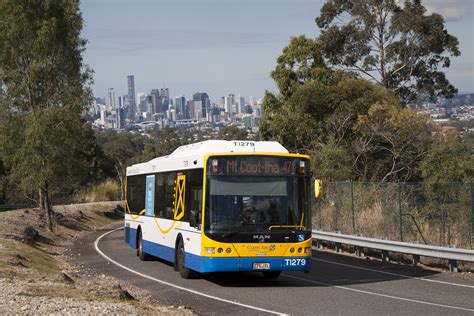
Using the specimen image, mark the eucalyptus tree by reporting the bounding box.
[0,0,94,230]
[316,0,460,103]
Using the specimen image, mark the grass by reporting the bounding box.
[74,179,121,203]
[0,240,59,278]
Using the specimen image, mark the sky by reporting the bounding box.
[81,0,474,102]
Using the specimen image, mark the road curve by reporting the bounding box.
[70,227,474,315]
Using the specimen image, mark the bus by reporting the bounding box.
[124,140,312,279]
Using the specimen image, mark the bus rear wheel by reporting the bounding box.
[262,271,281,279]
[177,239,196,279]
[137,230,150,261]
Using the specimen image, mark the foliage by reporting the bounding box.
[421,134,474,183]
[100,131,144,199]
[312,136,353,181]
[353,103,434,182]
[139,127,183,162]
[0,0,92,230]
[261,66,400,153]
[74,178,121,203]
[217,125,248,140]
[316,0,460,103]
[270,35,326,99]
[260,33,440,183]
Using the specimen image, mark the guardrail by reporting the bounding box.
[0,204,35,212]
[312,230,474,272]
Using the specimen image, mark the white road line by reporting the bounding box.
[312,257,474,289]
[94,228,284,316]
[283,274,474,312]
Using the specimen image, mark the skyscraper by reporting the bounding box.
[175,95,186,119]
[149,89,160,114]
[118,95,128,109]
[160,88,169,99]
[107,88,116,108]
[193,92,210,118]
[127,75,136,120]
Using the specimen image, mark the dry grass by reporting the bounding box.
[0,202,193,314]
[74,179,121,203]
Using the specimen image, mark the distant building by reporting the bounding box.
[186,100,195,120]
[193,92,210,118]
[150,89,161,114]
[115,107,125,129]
[224,93,235,113]
[107,88,116,108]
[127,75,136,120]
[236,96,245,114]
[175,95,186,119]
[160,88,169,99]
[118,95,128,109]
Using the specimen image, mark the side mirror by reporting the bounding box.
[314,179,323,198]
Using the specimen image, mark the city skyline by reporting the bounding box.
[81,0,474,100]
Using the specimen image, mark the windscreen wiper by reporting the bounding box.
[268,225,305,231]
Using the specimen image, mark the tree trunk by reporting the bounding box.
[39,180,54,232]
[115,163,124,201]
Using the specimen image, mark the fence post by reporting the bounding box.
[398,183,403,242]
[470,181,474,249]
[351,181,356,234]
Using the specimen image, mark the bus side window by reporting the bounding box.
[186,169,203,226]
[154,174,165,218]
[127,175,145,214]
[164,172,175,219]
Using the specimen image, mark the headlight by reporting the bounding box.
[305,247,312,253]
[204,247,215,254]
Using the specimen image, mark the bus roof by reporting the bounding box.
[126,140,291,176]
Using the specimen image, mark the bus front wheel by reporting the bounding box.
[137,230,150,261]
[177,239,196,279]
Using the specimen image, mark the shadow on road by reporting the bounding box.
[201,250,441,288]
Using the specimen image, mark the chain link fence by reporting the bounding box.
[312,182,474,250]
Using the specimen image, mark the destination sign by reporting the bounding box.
[207,156,309,176]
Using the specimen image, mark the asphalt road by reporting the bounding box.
[69,227,474,315]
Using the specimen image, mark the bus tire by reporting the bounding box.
[177,239,196,279]
[262,271,281,279]
[138,230,150,261]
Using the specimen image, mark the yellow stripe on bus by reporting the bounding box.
[125,201,145,220]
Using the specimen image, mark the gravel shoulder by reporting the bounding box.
[0,202,193,315]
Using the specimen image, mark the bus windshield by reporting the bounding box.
[204,156,311,233]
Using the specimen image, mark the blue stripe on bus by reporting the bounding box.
[187,255,311,273]
[124,226,138,249]
[124,228,311,273]
[143,239,175,262]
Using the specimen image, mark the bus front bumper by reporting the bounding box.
[186,254,311,273]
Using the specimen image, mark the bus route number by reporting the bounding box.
[233,141,255,147]
[284,258,306,266]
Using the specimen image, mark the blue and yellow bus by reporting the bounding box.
[124,140,312,279]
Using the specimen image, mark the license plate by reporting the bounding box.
[253,262,270,270]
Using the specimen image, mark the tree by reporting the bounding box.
[353,103,434,182]
[260,67,400,153]
[0,0,92,230]
[144,128,182,159]
[316,0,460,103]
[101,132,143,200]
[421,134,474,183]
[217,125,248,141]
